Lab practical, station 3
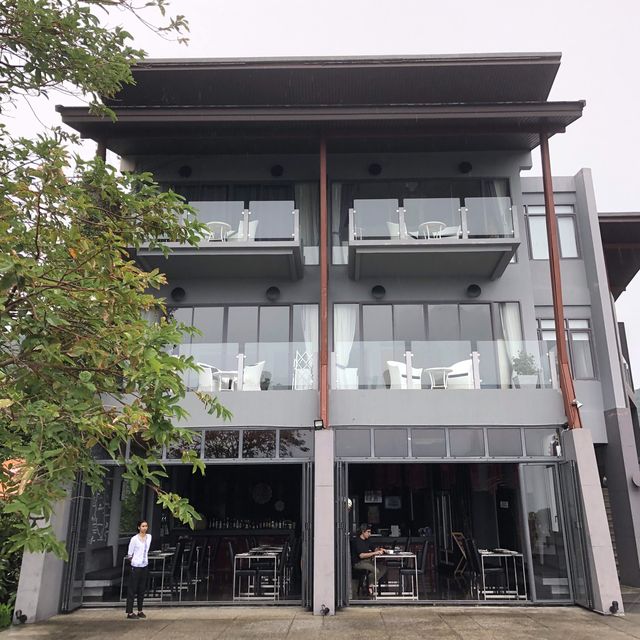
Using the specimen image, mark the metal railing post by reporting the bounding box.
[398,207,408,240]
[236,352,245,391]
[471,351,481,389]
[460,207,469,239]
[404,350,414,389]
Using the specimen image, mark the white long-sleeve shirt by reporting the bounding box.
[127,534,152,568]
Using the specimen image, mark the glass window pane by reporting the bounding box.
[293,305,319,344]
[335,429,371,457]
[522,465,570,600]
[539,320,555,330]
[259,306,290,342]
[558,217,579,258]
[487,428,523,457]
[242,430,276,458]
[204,430,239,459]
[571,332,595,378]
[411,428,446,457]
[171,307,193,328]
[460,304,492,340]
[192,307,224,343]
[167,432,202,459]
[449,428,485,457]
[528,216,549,259]
[393,305,425,342]
[428,305,459,340]
[524,429,561,456]
[567,320,589,329]
[362,305,393,342]
[374,428,408,457]
[279,429,313,458]
[227,306,258,344]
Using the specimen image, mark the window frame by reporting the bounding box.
[536,317,597,380]
[525,205,581,260]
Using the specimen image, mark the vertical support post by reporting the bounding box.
[236,352,245,391]
[540,133,582,428]
[319,138,329,427]
[460,206,469,239]
[471,351,481,389]
[96,141,106,161]
[404,351,414,389]
[398,207,408,240]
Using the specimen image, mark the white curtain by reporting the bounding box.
[498,302,523,388]
[299,305,319,389]
[295,183,320,265]
[334,304,358,388]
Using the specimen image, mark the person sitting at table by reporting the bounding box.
[351,523,387,596]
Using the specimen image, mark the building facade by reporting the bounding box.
[16,53,640,620]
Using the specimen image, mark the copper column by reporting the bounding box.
[319,138,329,427]
[540,132,582,429]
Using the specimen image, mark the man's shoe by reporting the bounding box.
[127,613,137,620]
[137,612,146,619]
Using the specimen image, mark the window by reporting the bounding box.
[537,318,596,379]
[526,205,579,259]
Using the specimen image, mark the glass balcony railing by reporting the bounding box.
[331,340,558,390]
[186,200,299,243]
[173,342,317,391]
[349,196,515,242]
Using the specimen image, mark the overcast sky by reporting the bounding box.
[6,0,640,384]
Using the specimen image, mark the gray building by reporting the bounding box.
[16,53,640,621]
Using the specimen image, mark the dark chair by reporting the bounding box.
[148,538,186,599]
[399,539,430,597]
[229,540,260,598]
[256,540,289,599]
[464,537,506,600]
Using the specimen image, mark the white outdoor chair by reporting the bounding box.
[292,351,314,390]
[336,367,359,389]
[227,219,259,242]
[386,221,409,240]
[196,362,221,393]
[205,221,232,242]
[386,360,423,389]
[445,359,474,389]
[242,361,265,390]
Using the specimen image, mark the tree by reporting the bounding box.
[0,0,229,558]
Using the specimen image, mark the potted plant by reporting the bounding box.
[512,350,539,388]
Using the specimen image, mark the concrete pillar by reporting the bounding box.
[604,407,640,586]
[14,497,71,623]
[313,428,335,615]
[563,428,623,614]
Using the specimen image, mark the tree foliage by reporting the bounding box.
[0,1,230,558]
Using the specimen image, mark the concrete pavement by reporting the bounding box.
[3,605,640,640]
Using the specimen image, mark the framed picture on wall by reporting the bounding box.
[384,496,401,510]
[364,490,382,504]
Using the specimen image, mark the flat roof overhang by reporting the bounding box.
[103,53,562,108]
[135,242,304,281]
[348,238,519,281]
[599,212,640,299]
[57,101,585,155]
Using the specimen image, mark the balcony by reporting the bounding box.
[347,196,519,280]
[174,341,317,392]
[330,339,565,427]
[137,200,303,280]
[331,339,557,391]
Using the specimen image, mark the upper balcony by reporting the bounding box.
[136,200,303,280]
[347,196,519,280]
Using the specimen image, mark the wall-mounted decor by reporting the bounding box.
[364,490,382,504]
[384,496,402,510]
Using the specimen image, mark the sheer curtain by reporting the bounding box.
[294,183,319,265]
[498,302,523,388]
[300,304,319,389]
[334,304,358,389]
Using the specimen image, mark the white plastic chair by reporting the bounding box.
[292,351,314,390]
[242,361,265,390]
[197,362,220,392]
[228,219,259,242]
[445,359,474,389]
[386,361,423,389]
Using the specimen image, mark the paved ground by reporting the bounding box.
[3,603,640,640]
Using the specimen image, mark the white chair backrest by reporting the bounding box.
[446,359,473,389]
[386,221,409,240]
[293,351,314,390]
[336,367,359,389]
[197,363,216,393]
[387,361,423,389]
[243,361,265,390]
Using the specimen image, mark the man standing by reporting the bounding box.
[351,524,388,596]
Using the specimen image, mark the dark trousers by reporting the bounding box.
[126,566,148,613]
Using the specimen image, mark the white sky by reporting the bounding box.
[5,0,640,385]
